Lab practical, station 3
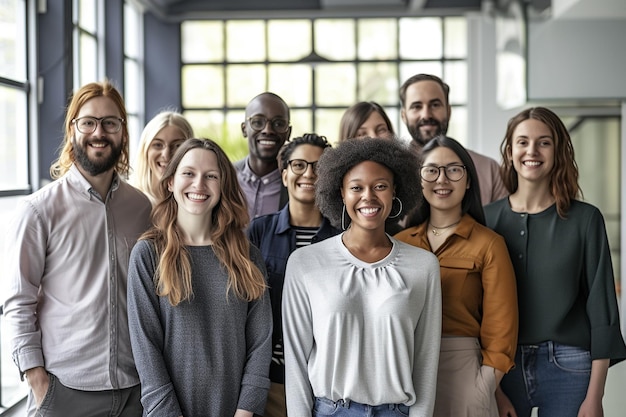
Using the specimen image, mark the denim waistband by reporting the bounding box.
[315,397,409,413]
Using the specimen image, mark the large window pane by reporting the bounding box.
[399,18,442,59]
[268,64,312,107]
[315,19,355,61]
[124,2,141,59]
[181,21,224,63]
[444,61,467,105]
[226,21,265,62]
[358,63,398,103]
[268,20,311,61]
[315,63,356,106]
[184,110,249,161]
[0,85,28,190]
[290,109,313,138]
[444,17,467,59]
[358,19,397,60]
[226,64,266,107]
[182,65,224,108]
[78,0,97,33]
[76,32,98,86]
[315,109,344,144]
[0,0,26,80]
[399,61,442,85]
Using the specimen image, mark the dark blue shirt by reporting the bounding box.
[247,204,341,383]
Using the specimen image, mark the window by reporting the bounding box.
[180,16,468,159]
[124,1,143,159]
[1,1,31,409]
[0,0,29,196]
[73,0,100,89]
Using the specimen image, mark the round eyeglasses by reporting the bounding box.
[247,116,290,133]
[420,164,466,182]
[72,116,124,134]
[288,159,318,175]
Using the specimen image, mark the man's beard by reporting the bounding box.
[407,118,449,147]
[72,137,123,176]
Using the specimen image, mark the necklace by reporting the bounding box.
[429,220,461,236]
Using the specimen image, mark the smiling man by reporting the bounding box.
[400,74,508,205]
[3,80,151,417]
[235,92,292,219]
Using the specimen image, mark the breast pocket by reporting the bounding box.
[438,258,475,298]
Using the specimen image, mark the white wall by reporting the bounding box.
[528,19,626,101]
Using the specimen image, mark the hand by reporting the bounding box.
[577,396,603,417]
[233,410,253,417]
[495,385,517,417]
[25,367,50,406]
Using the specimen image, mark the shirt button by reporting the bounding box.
[518,254,523,259]
[520,230,525,236]
[520,214,526,218]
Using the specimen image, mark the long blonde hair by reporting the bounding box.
[131,111,194,204]
[140,138,266,306]
[51,79,130,179]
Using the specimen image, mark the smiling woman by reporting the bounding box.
[127,137,273,417]
[282,137,443,417]
[131,111,194,205]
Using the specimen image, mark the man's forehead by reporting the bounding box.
[246,95,288,117]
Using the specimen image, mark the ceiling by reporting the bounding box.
[135,0,489,21]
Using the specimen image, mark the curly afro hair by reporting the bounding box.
[315,137,422,229]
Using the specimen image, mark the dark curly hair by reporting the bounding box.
[316,137,422,229]
[277,133,332,171]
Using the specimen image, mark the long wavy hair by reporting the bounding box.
[131,111,194,204]
[140,138,266,306]
[51,79,130,179]
[500,107,581,218]
[405,135,485,228]
[338,101,395,142]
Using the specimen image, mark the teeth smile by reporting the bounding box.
[91,143,107,148]
[298,184,314,189]
[434,189,451,195]
[524,161,541,166]
[258,140,275,146]
[187,193,208,200]
[359,207,379,215]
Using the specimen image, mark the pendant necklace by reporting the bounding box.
[429,219,461,236]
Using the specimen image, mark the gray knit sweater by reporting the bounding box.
[127,240,272,417]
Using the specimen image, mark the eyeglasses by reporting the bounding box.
[420,164,466,182]
[72,116,124,134]
[288,159,318,175]
[247,116,290,133]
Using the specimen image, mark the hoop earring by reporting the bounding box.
[388,197,403,219]
[341,203,349,231]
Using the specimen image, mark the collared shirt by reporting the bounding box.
[3,164,152,390]
[395,214,518,373]
[247,204,341,383]
[234,156,283,220]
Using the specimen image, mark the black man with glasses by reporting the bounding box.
[247,134,341,417]
[3,80,151,417]
[235,92,292,220]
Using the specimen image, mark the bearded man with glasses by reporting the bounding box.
[3,80,151,417]
[235,92,292,220]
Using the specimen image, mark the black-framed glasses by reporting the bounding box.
[72,116,124,134]
[420,164,466,182]
[247,116,290,133]
[288,159,318,175]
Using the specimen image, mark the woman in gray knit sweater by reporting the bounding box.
[127,138,272,417]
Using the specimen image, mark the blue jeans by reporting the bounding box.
[313,397,409,417]
[501,342,591,417]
